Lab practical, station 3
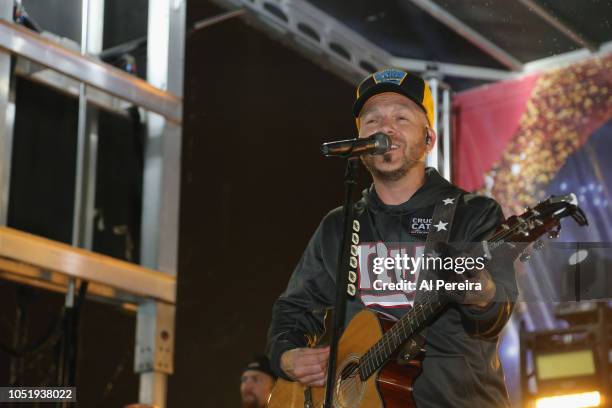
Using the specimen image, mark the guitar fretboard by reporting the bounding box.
[358,293,445,380]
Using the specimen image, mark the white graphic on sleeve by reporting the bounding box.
[358,242,426,308]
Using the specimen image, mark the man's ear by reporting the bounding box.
[425,127,437,152]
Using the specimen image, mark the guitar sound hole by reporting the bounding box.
[334,360,365,408]
[340,362,359,381]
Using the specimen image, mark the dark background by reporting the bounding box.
[169,2,357,406]
[0,0,361,406]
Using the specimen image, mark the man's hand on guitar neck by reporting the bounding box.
[438,262,497,309]
[461,267,496,309]
[280,346,330,387]
[431,242,498,309]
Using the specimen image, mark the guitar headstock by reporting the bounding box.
[497,193,589,244]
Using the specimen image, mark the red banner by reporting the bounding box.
[453,54,612,216]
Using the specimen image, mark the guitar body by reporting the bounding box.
[267,309,422,408]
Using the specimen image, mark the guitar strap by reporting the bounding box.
[350,191,462,361]
[398,192,462,361]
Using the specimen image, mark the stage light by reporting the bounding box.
[534,391,601,408]
[535,349,595,381]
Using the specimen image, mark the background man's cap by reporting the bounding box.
[242,355,277,380]
[353,69,434,126]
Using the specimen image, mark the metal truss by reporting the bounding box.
[516,0,598,52]
[210,0,612,85]
[0,20,182,124]
[403,0,523,71]
[0,0,185,406]
[209,0,516,83]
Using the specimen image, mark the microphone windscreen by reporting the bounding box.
[371,132,391,154]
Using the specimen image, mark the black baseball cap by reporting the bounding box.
[242,355,277,380]
[353,68,434,126]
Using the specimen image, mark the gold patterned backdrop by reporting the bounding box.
[482,54,612,216]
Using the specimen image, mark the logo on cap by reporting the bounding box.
[373,69,407,85]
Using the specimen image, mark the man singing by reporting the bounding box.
[267,69,517,407]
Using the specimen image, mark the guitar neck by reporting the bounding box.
[358,293,446,380]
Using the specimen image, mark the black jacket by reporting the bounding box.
[267,168,517,407]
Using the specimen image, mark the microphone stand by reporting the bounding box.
[323,157,360,408]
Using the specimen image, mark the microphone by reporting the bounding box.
[320,132,391,157]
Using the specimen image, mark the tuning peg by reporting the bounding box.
[519,251,531,262]
[548,230,559,239]
[534,240,544,251]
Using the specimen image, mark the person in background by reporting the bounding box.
[240,355,277,408]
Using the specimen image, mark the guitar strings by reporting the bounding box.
[357,268,444,379]
[335,286,442,401]
[335,293,439,399]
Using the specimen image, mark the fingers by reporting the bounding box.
[281,347,330,387]
[293,361,327,377]
[293,347,329,381]
[299,347,330,365]
[300,371,327,387]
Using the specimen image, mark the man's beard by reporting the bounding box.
[241,393,260,408]
[362,150,419,182]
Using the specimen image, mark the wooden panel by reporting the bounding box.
[0,226,175,303]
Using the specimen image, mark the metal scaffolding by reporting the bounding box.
[0,0,184,406]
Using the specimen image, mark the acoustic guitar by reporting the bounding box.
[267,194,588,408]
